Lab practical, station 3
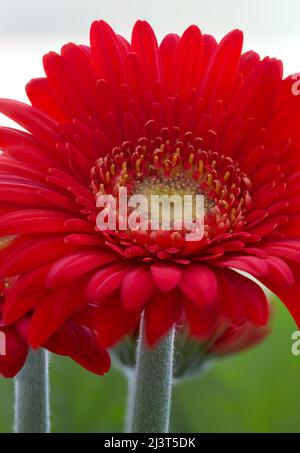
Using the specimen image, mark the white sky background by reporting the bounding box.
[0,0,299,126]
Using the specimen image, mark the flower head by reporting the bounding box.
[0,20,299,374]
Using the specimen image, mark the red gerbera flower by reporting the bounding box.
[0,20,299,373]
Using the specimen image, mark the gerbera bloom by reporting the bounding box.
[0,20,299,371]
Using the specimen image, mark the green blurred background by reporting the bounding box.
[0,0,300,435]
[0,298,300,433]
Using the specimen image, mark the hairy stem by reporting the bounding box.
[127,314,175,433]
[14,348,50,433]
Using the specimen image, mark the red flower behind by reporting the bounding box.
[0,20,299,374]
[0,281,28,377]
[0,279,110,377]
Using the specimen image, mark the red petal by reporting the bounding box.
[46,249,119,289]
[0,236,76,278]
[0,209,72,235]
[171,25,202,99]
[184,298,218,340]
[229,57,283,125]
[26,77,67,122]
[145,290,182,346]
[96,293,140,347]
[121,267,155,310]
[90,20,124,86]
[3,264,51,324]
[131,20,160,87]
[0,99,63,148]
[45,321,110,376]
[28,279,88,347]
[179,264,217,305]
[150,262,182,292]
[215,269,269,325]
[201,29,243,108]
[86,262,127,301]
[0,326,28,378]
[159,33,179,91]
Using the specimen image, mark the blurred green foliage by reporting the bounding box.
[0,299,299,433]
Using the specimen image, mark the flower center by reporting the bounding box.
[90,129,252,255]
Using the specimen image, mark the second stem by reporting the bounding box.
[14,348,50,433]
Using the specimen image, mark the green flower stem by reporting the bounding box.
[14,349,50,433]
[127,313,175,433]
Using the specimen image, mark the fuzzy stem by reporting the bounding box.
[14,348,50,433]
[127,314,175,433]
